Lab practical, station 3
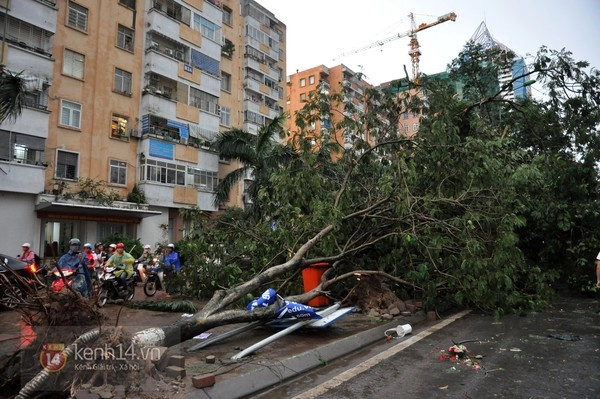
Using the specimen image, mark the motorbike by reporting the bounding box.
[0,254,44,309]
[50,267,76,292]
[133,260,145,285]
[143,257,166,297]
[96,265,135,307]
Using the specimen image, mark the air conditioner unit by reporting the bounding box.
[129,129,141,138]
[175,51,184,60]
[165,49,174,57]
[150,41,159,50]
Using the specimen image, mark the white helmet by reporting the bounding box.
[144,244,151,249]
[22,243,31,248]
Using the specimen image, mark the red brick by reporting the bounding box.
[165,365,186,379]
[192,373,216,389]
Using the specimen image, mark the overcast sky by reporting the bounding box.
[256,0,600,87]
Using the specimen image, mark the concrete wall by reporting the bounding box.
[0,191,42,256]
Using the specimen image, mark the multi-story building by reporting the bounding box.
[0,0,58,257]
[470,21,531,101]
[218,0,286,209]
[0,0,286,259]
[286,64,370,152]
[377,79,421,138]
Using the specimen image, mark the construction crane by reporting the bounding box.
[334,12,457,82]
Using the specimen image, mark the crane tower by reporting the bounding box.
[334,12,457,82]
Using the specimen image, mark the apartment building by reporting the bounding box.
[0,0,286,259]
[377,78,421,138]
[0,0,57,257]
[286,64,370,153]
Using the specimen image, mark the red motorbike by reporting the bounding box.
[50,268,76,292]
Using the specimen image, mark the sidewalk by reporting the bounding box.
[151,308,428,399]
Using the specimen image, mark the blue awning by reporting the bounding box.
[167,120,189,139]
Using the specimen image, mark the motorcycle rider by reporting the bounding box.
[136,244,153,282]
[94,242,108,267]
[161,243,181,273]
[105,242,135,292]
[17,243,36,264]
[83,243,98,282]
[56,238,90,297]
[104,243,117,264]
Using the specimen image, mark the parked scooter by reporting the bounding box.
[97,265,135,307]
[143,257,165,297]
[1,254,44,309]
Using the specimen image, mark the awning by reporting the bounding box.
[35,199,161,223]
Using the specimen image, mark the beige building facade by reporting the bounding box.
[0,0,286,259]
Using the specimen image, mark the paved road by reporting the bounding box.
[256,295,600,399]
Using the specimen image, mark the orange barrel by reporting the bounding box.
[302,262,330,307]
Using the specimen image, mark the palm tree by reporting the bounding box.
[211,114,297,217]
[0,66,25,123]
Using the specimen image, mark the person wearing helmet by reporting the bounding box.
[105,243,117,264]
[94,242,108,266]
[105,242,135,291]
[83,243,98,282]
[135,244,153,282]
[56,238,90,297]
[161,243,181,273]
[17,243,36,264]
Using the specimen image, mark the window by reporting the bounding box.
[140,159,185,185]
[109,160,127,185]
[219,106,231,127]
[67,1,88,31]
[309,75,315,85]
[190,87,219,114]
[220,71,231,92]
[413,123,419,131]
[56,150,78,180]
[193,14,220,42]
[300,93,306,102]
[114,68,132,94]
[244,111,264,126]
[0,14,47,50]
[60,100,81,129]
[119,0,136,9]
[187,168,218,191]
[0,131,45,165]
[403,124,409,132]
[63,49,84,79]
[111,114,129,139]
[299,78,306,87]
[402,112,409,119]
[117,25,134,51]
[222,7,232,25]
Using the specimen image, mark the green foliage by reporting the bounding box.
[179,44,599,314]
[56,178,122,205]
[126,300,198,313]
[0,66,25,123]
[127,185,147,204]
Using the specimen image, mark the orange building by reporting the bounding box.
[286,64,371,152]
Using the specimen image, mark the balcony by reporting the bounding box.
[10,0,57,33]
[0,161,46,194]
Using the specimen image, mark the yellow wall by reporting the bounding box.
[46,0,144,197]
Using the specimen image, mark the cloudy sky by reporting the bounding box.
[256,0,600,87]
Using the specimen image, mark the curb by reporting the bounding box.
[194,313,426,399]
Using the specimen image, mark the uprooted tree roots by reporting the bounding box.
[0,286,171,399]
